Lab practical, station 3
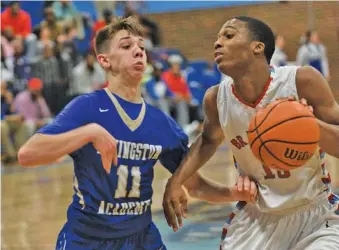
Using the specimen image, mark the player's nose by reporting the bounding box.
[133,47,144,58]
[214,39,222,50]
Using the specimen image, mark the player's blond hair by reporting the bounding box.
[94,17,145,54]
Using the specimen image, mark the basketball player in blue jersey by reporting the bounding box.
[163,16,339,249]
[17,17,258,250]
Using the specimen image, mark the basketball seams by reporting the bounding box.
[250,115,316,148]
[247,100,290,133]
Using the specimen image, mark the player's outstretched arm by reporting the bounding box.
[184,174,258,204]
[18,123,118,172]
[296,66,339,158]
[162,86,225,231]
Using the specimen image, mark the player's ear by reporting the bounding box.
[252,41,265,55]
[97,54,111,71]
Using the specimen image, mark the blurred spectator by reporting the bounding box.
[162,55,191,127]
[52,0,84,39]
[296,30,330,81]
[1,81,28,164]
[52,0,77,26]
[32,27,55,63]
[1,35,14,58]
[12,38,32,94]
[31,43,61,114]
[271,34,288,67]
[144,62,174,115]
[1,44,14,83]
[56,27,79,67]
[1,1,31,40]
[69,51,106,97]
[13,78,51,137]
[39,6,63,41]
[124,6,161,47]
[92,8,115,41]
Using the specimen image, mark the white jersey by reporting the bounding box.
[217,66,332,213]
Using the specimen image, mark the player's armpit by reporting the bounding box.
[296,66,339,158]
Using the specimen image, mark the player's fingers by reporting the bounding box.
[111,143,118,166]
[300,98,308,106]
[180,197,188,218]
[162,198,175,227]
[308,105,314,113]
[172,200,183,229]
[237,176,244,192]
[250,181,257,203]
[101,154,110,174]
[243,176,250,192]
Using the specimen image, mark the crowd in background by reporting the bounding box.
[1,1,330,165]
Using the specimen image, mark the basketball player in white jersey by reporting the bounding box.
[163,16,339,249]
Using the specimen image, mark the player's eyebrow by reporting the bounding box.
[119,37,144,42]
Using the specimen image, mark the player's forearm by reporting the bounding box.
[187,175,235,204]
[18,124,94,167]
[172,133,221,185]
[318,120,339,158]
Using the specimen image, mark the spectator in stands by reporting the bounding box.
[1,44,14,84]
[124,5,161,47]
[14,78,51,137]
[32,27,55,63]
[92,8,115,42]
[1,1,32,40]
[144,62,173,115]
[39,6,63,41]
[56,26,79,67]
[162,55,191,127]
[296,30,330,81]
[52,0,84,39]
[12,38,31,94]
[1,35,14,58]
[32,43,61,115]
[69,50,106,97]
[271,34,288,67]
[1,81,28,164]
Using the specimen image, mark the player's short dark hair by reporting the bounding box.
[94,17,144,54]
[234,16,275,64]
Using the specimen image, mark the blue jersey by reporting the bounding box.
[38,88,188,240]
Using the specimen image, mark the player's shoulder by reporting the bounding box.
[64,90,104,111]
[295,65,325,87]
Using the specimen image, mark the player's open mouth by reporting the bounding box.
[214,52,223,63]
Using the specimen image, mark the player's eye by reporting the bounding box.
[122,45,131,49]
[139,46,145,51]
[225,34,234,39]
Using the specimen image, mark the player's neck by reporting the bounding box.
[232,63,271,105]
[106,75,142,104]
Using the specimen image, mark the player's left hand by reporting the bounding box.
[275,96,314,113]
[162,177,188,232]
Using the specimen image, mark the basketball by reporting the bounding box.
[247,100,320,171]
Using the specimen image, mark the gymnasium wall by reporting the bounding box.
[147,2,339,100]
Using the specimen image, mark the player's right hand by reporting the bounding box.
[88,123,118,174]
[230,176,258,204]
[162,177,188,232]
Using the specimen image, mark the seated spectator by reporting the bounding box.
[1,1,31,40]
[161,55,191,127]
[296,30,330,81]
[1,44,14,84]
[39,6,63,41]
[31,27,55,63]
[1,81,28,164]
[271,34,288,67]
[12,38,31,94]
[69,51,106,97]
[144,62,173,115]
[13,78,51,137]
[92,8,115,42]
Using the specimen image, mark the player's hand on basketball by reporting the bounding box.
[274,96,314,113]
[162,177,188,232]
[88,123,118,174]
[231,176,258,204]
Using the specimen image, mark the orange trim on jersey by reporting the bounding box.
[231,76,273,108]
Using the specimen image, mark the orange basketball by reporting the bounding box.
[247,100,320,171]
